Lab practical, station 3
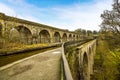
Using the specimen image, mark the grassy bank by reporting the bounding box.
[92,39,120,80]
[0,42,50,55]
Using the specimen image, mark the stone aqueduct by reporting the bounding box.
[0,13,80,44]
[76,40,96,80]
[0,13,97,80]
[62,40,96,80]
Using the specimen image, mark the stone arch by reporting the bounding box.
[14,25,32,44]
[73,35,75,40]
[39,30,50,43]
[54,32,61,43]
[69,34,72,41]
[62,33,67,42]
[83,52,89,80]
[9,28,20,42]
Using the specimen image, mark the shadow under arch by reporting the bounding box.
[73,35,75,41]
[76,35,79,40]
[9,28,20,42]
[69,34,72,41]
[39,29,50,43]
[82,52,89,80]
[62,33,67,42]
[54,32,61,43]
[13,25,32,44]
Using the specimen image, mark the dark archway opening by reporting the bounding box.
[82,52,89,80]
[14,26,32,44]
[62,33,67,42]
[73,35,75,41]
[69,34,72,41]
[9,28,20,43]
[39,30,50,43]
[54,32,61,43]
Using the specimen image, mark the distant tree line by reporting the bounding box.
[74,28,98,39]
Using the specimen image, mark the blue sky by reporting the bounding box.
[26,0,93,7]
[0,0,113,31]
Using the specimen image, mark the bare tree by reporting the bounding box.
[100,0,120,35]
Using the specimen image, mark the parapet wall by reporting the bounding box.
[61,39,96,80]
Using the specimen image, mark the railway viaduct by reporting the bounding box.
[0,13,80,44]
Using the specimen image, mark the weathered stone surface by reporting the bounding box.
[0,13,80,44]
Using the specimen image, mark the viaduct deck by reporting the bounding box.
[0,48,62,80]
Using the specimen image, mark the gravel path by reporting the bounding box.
[0,48,62,80]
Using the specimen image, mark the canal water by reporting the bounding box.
[0,47,57,67]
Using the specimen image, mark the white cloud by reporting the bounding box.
[46,0,113,31]
[0,3,16,16]
[0,0,113,31]
[0,0,46,22]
